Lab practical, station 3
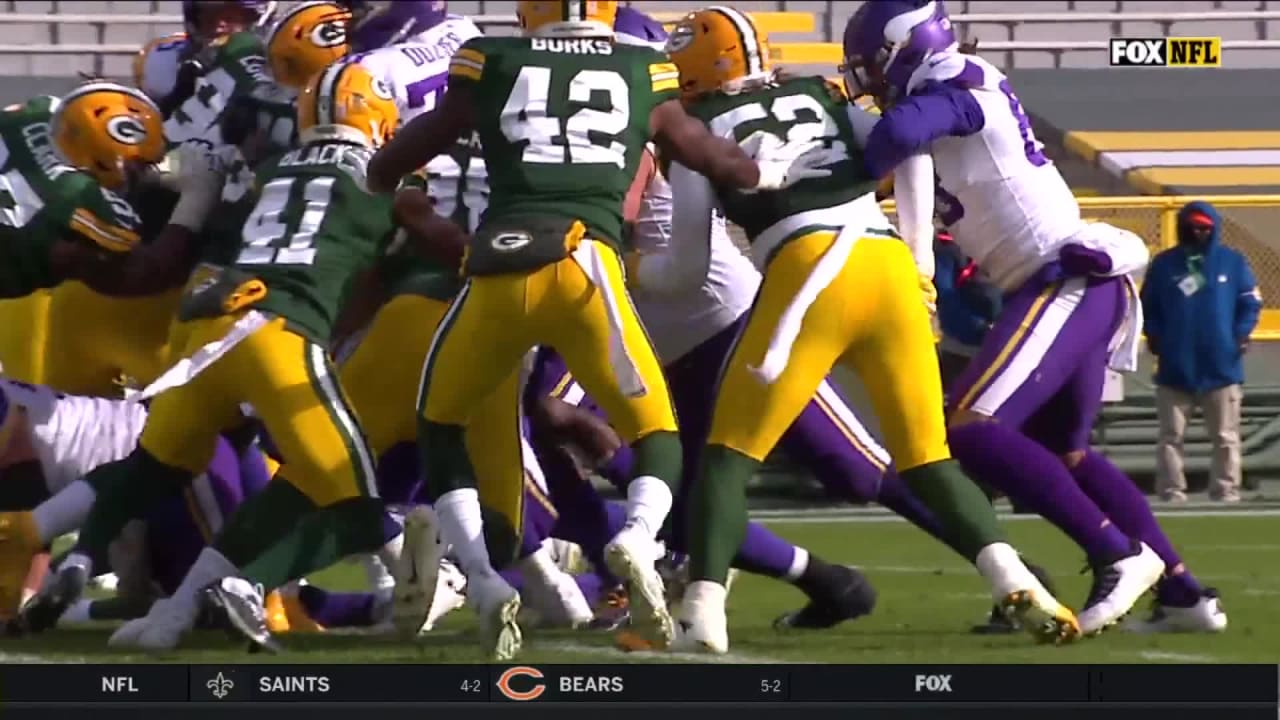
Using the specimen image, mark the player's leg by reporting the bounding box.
[843,235,1079,644]
[945,270,1161,635]
[539,243,679,649]
[418,275,536,660]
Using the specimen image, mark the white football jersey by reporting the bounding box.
[911,54,1086,292]
[350,15,483,126]
[0,379,146,495]
[629,171,759,364]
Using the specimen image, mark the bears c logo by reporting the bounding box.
[496,666,545,701]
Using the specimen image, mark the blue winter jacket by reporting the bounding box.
[1141,201,1263,393]
[935,237,1001,349]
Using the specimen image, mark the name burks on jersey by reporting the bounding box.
[530,38,613,55]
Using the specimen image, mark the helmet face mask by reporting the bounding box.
[183,1,277,46]
[842,0,956,107]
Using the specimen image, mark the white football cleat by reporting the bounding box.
[604,523,673,650]
[467,572,522,661]
[393,505,445,636]
[520,566,593,629]
[672,580,729,655]
[420,558,467,633]
[1124,590,1228,634]
[1078,542,1164,636]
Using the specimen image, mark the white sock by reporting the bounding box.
[378,533,404,578]
[62,551,95,579]
[363,553,395,593]
[975,542,1036,600]
[784,547,810,582]
[172,547,239,606]
[624,476,672,538]
[684,579,727,612]
[519,542,561,584]
[57,599,94,626]
[32,480,96,544]
[433,489,495,579]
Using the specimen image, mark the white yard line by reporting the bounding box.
[757,507,1280,524]
[540,641,787,665]
[1137,650,1221,663]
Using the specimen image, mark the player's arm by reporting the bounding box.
[649,99,761,190]
[391,180,469,267]
[892,152,937,280]
[630,160,715,296]
[368,42,484,194]
[864,81,985,179]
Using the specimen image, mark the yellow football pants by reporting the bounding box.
[140,313,377,507]
[339,292,525,533]
[420,240,676,443]
[708,231,949,472]
[41,283,180,396]
[0,291,51,382]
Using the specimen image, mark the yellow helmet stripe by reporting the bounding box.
[315,60,350,126]
[708,5,764,77]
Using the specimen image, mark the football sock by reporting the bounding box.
[875,469,953,548]
[629,430,683,493]
[732,521,802,580]
[418,420,476,496]
[77,450,192,557]
[32,479,96,544]
[623,475,672,539]
[216,478,315,568]
[688,444,754,584]
[899,457,1007,562]
[434,488,497,578]
[948,423,1132,564]
[1069,450,1204,605]
[234,495,387,591]
[235,443,273,497]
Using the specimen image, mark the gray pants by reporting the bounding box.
[1155,383,1243,500]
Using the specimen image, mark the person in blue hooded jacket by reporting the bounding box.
[1142,200,1262,503]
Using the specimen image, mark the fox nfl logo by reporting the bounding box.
[1109,37,1222,67]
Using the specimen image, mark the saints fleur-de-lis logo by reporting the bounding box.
[207,672,235,700]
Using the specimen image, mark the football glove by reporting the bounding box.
[739,131,835,192]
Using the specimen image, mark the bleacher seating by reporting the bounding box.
[3,1,1280,78]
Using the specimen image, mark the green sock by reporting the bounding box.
[79,449,192,557]
[238,495,387,590]
[688,445,755,584]
[630,430,683,491]
[214,478,316,568]
[901,459,1006,562]
[418,419,475,497]
[481,503,520,571]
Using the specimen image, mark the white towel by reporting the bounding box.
[135,310,271,401]
[569,241,647,397]
[749,228,859,384]
[1107,274,1144,373]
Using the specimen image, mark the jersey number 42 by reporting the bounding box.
[501,66,629,169]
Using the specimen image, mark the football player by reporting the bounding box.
[659,6,1078,653]
[15,63,398,653]
[0,378,270,634]
[366,0,831,659]
[843,0,1218,635]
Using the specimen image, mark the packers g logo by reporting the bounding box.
[491,231,532,252]
[371,78,395,101]
[310,20,347,48]
[105,115,148,145]
[496,666,545,701]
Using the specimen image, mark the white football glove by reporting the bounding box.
[165,141,229,231]
[739,131,836,192]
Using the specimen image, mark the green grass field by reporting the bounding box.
[2,510,1275,665]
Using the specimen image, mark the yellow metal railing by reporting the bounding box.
[880,195,1280,341]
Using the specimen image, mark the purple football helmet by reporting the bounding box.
[182,0,276,44]
[348,1,448,52]
[841,0,956,104]
[613,6,667,47]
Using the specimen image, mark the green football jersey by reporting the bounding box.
[447,35,680,275]
[684,76,879,249]
[0,96,144,299]
[165,31,274,149]
[234,140,396,343]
